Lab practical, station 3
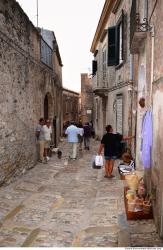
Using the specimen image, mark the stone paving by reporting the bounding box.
[0,138,162,247]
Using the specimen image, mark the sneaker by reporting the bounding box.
[46,156,50,161]
[38,160,43,163]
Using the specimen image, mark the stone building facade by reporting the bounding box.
[62,88,80,126]
[91,0,163,238]
[80,73,93,124]
[91,0,133,140]
[0,0,63,184]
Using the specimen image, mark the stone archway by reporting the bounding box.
[44,92,53,120]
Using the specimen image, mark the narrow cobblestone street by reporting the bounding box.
[0,139,162,247]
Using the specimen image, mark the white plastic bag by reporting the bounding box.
[95,155,104,167]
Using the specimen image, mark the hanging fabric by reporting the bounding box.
[140,110,153,168]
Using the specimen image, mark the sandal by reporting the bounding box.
[108,175,115,178]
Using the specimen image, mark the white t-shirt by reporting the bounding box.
[78,127,84,136]
[43,125,52,141]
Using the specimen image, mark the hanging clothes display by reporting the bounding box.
[141,110,153,168]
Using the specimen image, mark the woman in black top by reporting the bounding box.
[98,125,134,178]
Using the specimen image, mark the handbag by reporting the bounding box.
[92,155,103,169]
[95,155,104,167]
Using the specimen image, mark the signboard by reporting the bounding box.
[87,110,92,114]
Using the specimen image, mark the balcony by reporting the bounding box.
[130,0,151,54]
[93,87,108,97]
[92,74,108,97]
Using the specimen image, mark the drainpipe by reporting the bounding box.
[149,25,154,106]
[129,54,135,156]
[148,0,157,106]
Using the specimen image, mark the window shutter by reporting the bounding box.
[121,9,124,61]
[92,60,97,76]
[116,25,120,65]
[107,26,118,66]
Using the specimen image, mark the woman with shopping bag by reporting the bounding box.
[98,125,134,178]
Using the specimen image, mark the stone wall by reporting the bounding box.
[81,73,93,124]
[0,0,62,185]
[149,0,163,237]
[132,0,163,237]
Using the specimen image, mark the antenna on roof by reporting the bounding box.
[36,0,38,27]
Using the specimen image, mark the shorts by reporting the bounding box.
[44,140,51,149]
[104,156,117,160]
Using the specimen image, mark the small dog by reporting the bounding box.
[57,150,62,159]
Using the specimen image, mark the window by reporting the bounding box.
[102,47,107,87]
[95,99,98,120]
[118,22,123,64]
[107,27,117,66]
[92,60,97,76]
[41,38,53,68]
[107,10,124,66]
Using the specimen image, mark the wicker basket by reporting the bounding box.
[126,190,135,200]
[143,201,152,214]
[125,174,139,191]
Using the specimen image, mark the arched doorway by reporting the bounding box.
[44,92,53,120]
[44,95,49,120]
[43,92,57,146]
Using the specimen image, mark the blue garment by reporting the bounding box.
[141,110,153,168]
[65,125,79,143]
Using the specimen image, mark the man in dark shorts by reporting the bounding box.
[98,125,134,178]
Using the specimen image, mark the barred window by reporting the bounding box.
[41,38,53,68]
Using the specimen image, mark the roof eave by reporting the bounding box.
[90,0,115,53]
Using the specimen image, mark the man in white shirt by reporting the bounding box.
[77,123,84,151]
[65,121,79,160]
[43,120,52,161]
